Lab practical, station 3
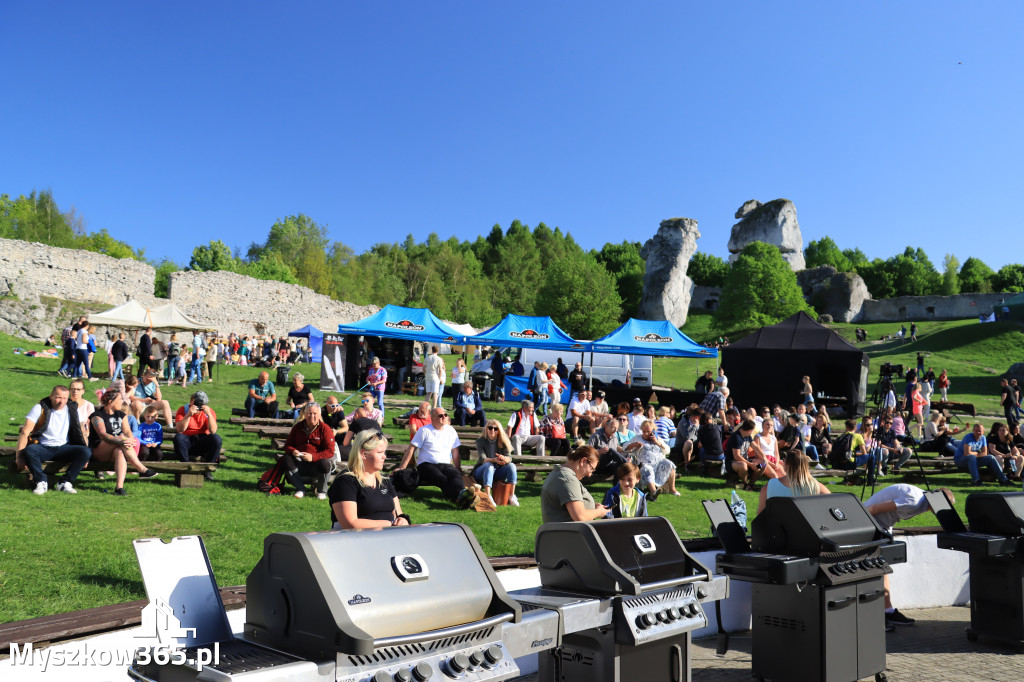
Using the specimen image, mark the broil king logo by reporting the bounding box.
[385,320,426,331]
[509,329,550,340]
[633,333,672,343]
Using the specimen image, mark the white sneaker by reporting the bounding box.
[316,493,327,500]
[814,463,827,470]
[487,494,496,507]
[508,495,520,507]
[57,481,77,494]
[293,491,304,499]
[33,481,48,495]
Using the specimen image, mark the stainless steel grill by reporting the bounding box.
[934,491,1024,646]
[706,493,906,682]
[507,517,728,682]
[129,525,523,682]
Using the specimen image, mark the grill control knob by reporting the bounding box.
[832,564,845,574]
[375,672,393,682]
[665,608,678,621]
[469,651,485,667]
[688,603,701,617]
[636,613,657,629]
[484,645,503,665]
[413,663,433,682]
[395,669,413,682]
[449,654,470,674]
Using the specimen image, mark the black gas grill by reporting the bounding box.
[129,525,524,682]
[510,517,728,682]
[934,491,1024,646]
[706,493,906,682]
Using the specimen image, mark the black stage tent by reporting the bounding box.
[723,311,870,417]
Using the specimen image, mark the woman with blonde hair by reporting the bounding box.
[451,357,467,409]
[757,449,830,513]
[474,418,519,506]
[329,430,409,529]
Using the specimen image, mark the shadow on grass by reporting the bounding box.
[7,366,63,378]
[80,573,145,595]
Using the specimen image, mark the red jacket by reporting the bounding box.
[284,420,335,461]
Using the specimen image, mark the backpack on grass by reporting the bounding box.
[829,433,855,471]
[257,461,285,495]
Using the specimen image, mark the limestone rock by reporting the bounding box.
[1003,363,1024,384]
[728,198,805,270]
[817,313,834,324]
[796,266,871,323]
[735,200,762,219]
[638,218,701,327]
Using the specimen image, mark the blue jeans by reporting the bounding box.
[955,453,1008,484]
[113,361,124,381]
[473,462,517,488]
[73,348,92,378]
[189,359,201,383]
[372,386,385,419]
[804,444,820,462]
[854,452,876,472]
[23,443,92,486]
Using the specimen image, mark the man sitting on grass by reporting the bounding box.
[245,370,279,418]
[397,407,475,508]
[16,385,92,495]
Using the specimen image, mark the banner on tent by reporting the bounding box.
[321,334,347,392]
[503,375,570,405]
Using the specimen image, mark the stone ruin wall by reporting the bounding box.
[166,270,378,339]
[0,238,378,342]
[858,292,1012,323]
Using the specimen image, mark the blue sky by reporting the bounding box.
[3,2,1021,269]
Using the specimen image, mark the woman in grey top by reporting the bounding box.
[540,445,609,523]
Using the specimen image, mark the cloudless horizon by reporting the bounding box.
[3,2,1022,269]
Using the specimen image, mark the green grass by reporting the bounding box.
[0,316,1021,624]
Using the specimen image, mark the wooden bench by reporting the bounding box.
[7,457,217,489]
[229,416,294,426]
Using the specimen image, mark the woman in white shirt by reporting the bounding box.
[750,418,784,479]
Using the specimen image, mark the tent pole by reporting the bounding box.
[588,350,594,391]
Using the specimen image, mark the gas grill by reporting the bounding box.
[705,493,906,682]
[934,491,1024,646]
[129,524,524,682]
[508,517,729,682]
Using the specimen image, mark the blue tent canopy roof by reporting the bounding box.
[337,305,466,344]
[288,324,323,363]
[467,314,588,352]
[590,318,717,358]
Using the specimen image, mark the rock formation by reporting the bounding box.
[728,199,805,270]
[796,265,871,323]
[638,218,701,327]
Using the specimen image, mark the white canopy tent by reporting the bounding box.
[88,300,214,331]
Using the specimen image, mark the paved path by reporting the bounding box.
[692,606,1024,681]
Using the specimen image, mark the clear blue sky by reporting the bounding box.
[3,2,1021,269]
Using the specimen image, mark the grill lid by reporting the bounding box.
[535,517,710,596]
[752,493,890,557]
[965,492,1024,537]
[244,523,521,659]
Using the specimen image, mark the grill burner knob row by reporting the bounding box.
[447,653,470,676]
[413,662,433,682]
[394,669,413,682]
[469,651,485,667]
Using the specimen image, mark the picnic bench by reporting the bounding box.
[1,448,218,489]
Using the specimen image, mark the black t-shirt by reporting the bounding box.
[324,409,347,430]
[779,424,802,449]
[89,409,126,449]
[111,340,129,362]
[698,424,723,458]
[328,473,398,525]
[1002,386,1015,407]
[569,370,587,392]
[725,432,752,463]
[288,385,312,407]
[990,438,1012,455]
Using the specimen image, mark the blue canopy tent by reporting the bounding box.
[337,305,466,344]
[590,318,717,359]
[287,325,323,363]
[466,314,588,352]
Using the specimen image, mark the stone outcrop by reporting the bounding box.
[167,270,377,339]
[638,218,701,327]
[1003,363,1024,384]
[728,199,805,270]
[796,266,871,323]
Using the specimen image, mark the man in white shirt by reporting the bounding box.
[626,398,646,434]
[507,400,546,457]
[16,385,92,495]
[590,390,611,430]
[567,391,593,439]
[423,346,444,408]
[398,406,474,508]
[864,484,954,630]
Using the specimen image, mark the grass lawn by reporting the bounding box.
[0,316,1021,624]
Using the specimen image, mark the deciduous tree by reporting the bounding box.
[714,241,812,331]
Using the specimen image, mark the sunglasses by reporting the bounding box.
[362,399,371,404]
[486,426,499,431]
[436,413,449,419]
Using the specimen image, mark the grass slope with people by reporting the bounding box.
[0,319,1020,623]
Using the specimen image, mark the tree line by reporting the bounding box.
[3,189,1021,339]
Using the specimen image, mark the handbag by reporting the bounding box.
[550,421,566,439]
